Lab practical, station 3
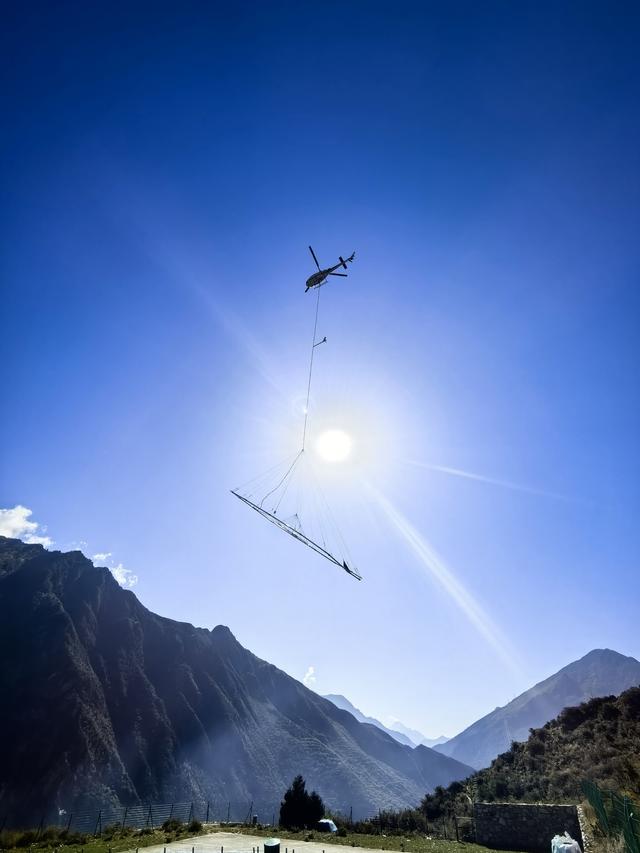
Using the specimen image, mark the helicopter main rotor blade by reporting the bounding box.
[329,272,348,277]
[308,245,321,271]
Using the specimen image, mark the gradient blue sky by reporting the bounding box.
[2,2,639,737]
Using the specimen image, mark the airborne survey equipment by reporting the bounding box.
[231,246,361,580]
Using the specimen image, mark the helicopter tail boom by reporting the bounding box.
[339,251,356,269]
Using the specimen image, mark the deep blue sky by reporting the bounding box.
[2,2,639,736]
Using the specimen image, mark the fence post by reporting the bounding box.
[206,802,210,824]
[94,810,102,837]
[66,813,73,833]
[454,815,459,842]
[122,807,128,831]
[227,803,230,823]
[188,803,193,824]
[349,806,352,826]
[169,804,174,822]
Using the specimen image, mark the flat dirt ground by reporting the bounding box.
[126,831,396,853]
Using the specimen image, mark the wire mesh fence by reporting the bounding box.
[0,800,473,843]
[0,802,278,836]
[582,781,640,853]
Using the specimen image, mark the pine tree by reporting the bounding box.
[279,775,325,829]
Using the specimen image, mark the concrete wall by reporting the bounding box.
[474,802,583,853]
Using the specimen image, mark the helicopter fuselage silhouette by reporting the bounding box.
[305,246,355,292]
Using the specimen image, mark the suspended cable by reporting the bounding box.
[230,246,360,580]
[301,284,321,451]
[259,450,303,509]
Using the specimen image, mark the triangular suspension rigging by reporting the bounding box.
[231,249,361,580]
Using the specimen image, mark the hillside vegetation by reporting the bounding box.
[421,687,640,818]
[434,649,640,770]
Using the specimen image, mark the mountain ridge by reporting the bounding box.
[434,647,640,769]
[324,695,447,748]
[0,537,473,824]
[422,684,640,816]
[324,695,416,747]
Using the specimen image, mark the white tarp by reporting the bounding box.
[552,832,582,853]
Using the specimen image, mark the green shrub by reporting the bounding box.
[162,818,184,832]
[14,829,38,847]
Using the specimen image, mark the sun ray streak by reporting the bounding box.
[404,459,579,503]
[367,483,523,679]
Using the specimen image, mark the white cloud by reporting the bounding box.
[302,665,316,687]
[111,563,138,588]
[23,534,53,546]
[92,552,112,563]
[0,506,53,547]
[0,507,138,588]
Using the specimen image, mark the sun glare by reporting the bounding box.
[315,429,353,463]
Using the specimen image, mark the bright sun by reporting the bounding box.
[315,429,353,463]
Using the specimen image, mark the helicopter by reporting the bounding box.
[305,246,355,292]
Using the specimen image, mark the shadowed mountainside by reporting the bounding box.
[422,685,640,815]
[0,537,473,824]
[434,648,640,769]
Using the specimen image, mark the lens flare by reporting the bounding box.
[368,483,523,679]
[315,429,353,463]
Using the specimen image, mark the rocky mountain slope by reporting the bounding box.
[324,694,416,747]
[324,695,447,748]
[434,648,640,769]
[0,537,473,824]
[388,722,448,749]
[422,685,640,814]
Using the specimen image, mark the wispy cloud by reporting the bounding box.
[92,552,112,563]
[0,506,53,547]
[368,485,523,679]
[0,508,138,587]
[110,563,138,588]
[302,665,316,687]
[93,551,138,587]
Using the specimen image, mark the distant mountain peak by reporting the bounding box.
[323,694,447,748]
[434,647,640,770]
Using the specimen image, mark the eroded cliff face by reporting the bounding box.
[0,537,473,823]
